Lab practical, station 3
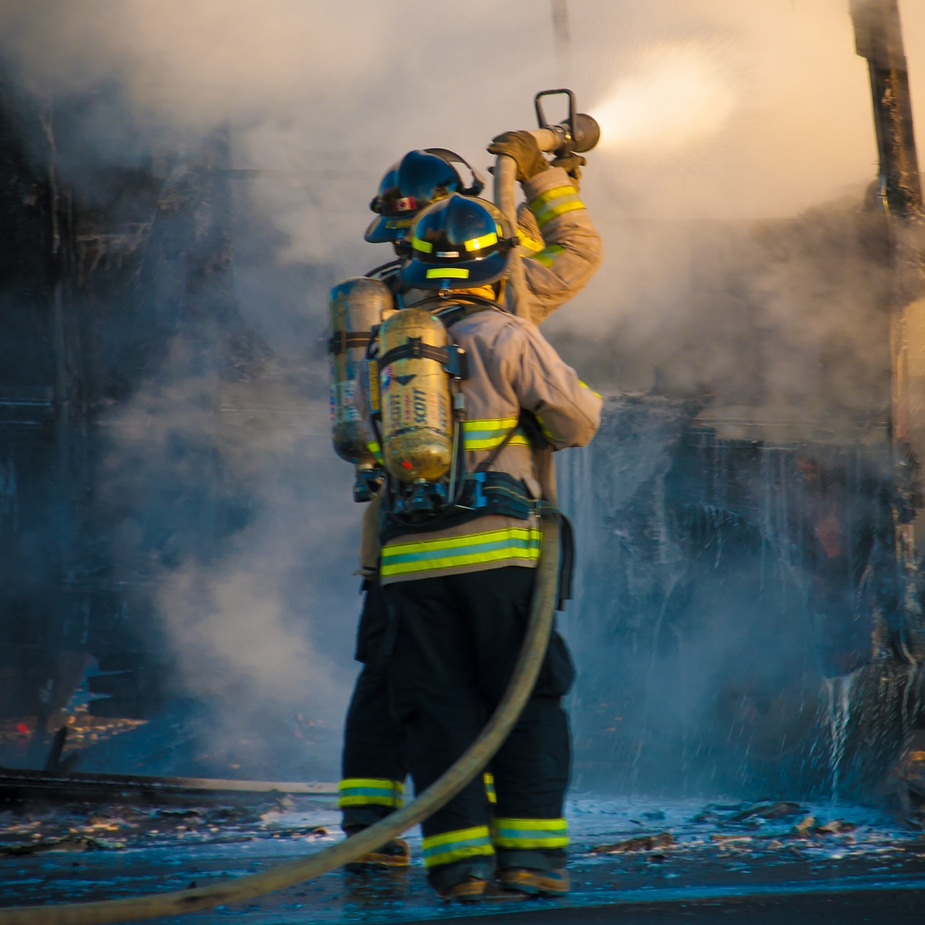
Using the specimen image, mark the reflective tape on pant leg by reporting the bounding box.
[422,825,495,868]
[483,772,497,805]
[492,817,569,849]
[338,778,405,808]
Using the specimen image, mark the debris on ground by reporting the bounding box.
[813,820,858,836]
[731,802,805,822]
[690,803,746,825]
[2,835,125,856]
[590,832,675,854]
[793,815,816,835]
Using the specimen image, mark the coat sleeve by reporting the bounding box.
[493,318,602,449]
[514,166,604,325]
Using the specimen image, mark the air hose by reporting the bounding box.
[0,519,561,925]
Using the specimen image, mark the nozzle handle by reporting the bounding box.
[535,88,577,152]
[533,89,600,154]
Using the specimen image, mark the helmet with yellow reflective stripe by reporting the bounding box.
[400,194,516,290]
[365,149,484,245]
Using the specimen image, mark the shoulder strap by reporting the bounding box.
[363,259,402,280]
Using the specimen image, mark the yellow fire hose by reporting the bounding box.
[0,520,561,925]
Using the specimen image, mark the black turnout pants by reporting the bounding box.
[385,566,574,890]
[340,581,407,831]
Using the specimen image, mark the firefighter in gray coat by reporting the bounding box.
[374,193,601,900]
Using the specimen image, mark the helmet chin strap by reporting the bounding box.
[424,147,486,197]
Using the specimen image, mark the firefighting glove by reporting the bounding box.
[487,130,549,183]
[551,153,587,182]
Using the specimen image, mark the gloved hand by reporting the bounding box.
[487,130,548,183]
[551,153,587,182]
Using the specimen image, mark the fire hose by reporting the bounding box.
[0,90,600,925]
[0,520,560,925]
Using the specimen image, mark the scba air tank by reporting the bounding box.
[329,277,393,465]
[378,309,453,484]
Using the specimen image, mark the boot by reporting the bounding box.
[344,837,411,872]
[437,876,487,903]
[498,867,570,896]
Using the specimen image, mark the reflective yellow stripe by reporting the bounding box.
[533,413,555,443]
[386,218,414,229]
[492,817,568,849]
[516,228,545,254]
[464,433,530,451]
[366,440,384,464]
[423,825,494,867]
[426,268,469,279]
[338,778,405,809]
[381,525,542,577]
[528,244,565,268]
[411,236,432,253]
[578,379,602,399]
[529,185,578,210]
[462,417,530,451]
[534,198,585,228]
[464,231,498,252]
[484,772,497,805]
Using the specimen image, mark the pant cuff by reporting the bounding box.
[427,857,496,890]
[496,848,566,871]
[341,805,394,831]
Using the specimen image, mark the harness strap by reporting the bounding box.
[363,258,403,280]
[378,338,468,380]
[329,331,373,355]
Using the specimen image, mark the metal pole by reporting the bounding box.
[551,0,571,83]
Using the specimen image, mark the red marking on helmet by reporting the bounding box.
[394,196,417,213]
[401,460,413,470]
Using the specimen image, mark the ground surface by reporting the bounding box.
[1,795,924,923]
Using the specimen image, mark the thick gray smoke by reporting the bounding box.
[1,0,923,786]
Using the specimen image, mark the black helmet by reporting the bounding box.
[399,194,516,290]
[365,149,484,244]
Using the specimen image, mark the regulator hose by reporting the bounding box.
[0,519,561,925]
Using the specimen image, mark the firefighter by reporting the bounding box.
[339,148,485,870]
[374,194,602,901]
[338,136,603,871]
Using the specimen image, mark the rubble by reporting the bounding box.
[731,802,806,822]
[1,834,125,856]
[814,820,858,836]
[590,832,675,854]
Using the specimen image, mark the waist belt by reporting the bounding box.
[380,471,575,609]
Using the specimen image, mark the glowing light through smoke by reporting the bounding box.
[592,42,737,156]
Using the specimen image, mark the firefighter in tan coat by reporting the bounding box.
[372,193,601,900]
[339,134,602,874]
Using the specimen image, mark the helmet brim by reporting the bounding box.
[364,215,415,244]
[399,252,508,290]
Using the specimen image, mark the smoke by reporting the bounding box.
[592,40,738,156]
[0,0,923,784]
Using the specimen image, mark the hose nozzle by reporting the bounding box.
[533,89,601,156]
